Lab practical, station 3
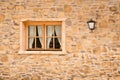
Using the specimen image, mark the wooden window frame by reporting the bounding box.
[19,18,66,54]
[25,21,62,51]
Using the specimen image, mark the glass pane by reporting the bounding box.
[54,26,61,36]
[46,38,53,48]
[37,26,43,36]
[28,26,35,36]
[46,26,54,36]
[28,38,35,48]
[89,23,94,29]
[36,38,43,48]
[55,38,61,49]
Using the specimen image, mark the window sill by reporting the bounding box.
[18,50,66,55]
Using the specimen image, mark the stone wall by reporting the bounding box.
[0,0,120,80]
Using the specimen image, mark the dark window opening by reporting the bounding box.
[49,29,61,49]
[32,27,42,48]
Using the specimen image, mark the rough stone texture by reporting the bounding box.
[0,0,120,80]
[0,14,5,22]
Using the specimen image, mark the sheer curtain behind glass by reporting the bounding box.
[47,26,53,48]
[37,26,43,48]
[28,26,35,48]
[55,26,61,46]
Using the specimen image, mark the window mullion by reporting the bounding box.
[44,24,46,50]
[53,26,55,49]
[35,26,36,48]
[60,26,62,49]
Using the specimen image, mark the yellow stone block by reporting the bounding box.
[99,20,108,28]
[32,75,41,80]
[33,8,39,12]
[7,5,15,10]
[1,55,8,62]
[0,14,5,22]
[93,47,101,54]
[115,76,120,80]
[101,47,107,52]
[15,5,25,10]
[73,77,80,80]
[109,6,118,11]
[0,46,4,50]
[64,5,72,12]
[113,36,119,41]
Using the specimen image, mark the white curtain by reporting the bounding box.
[37,26,43,48]
[55,26,61,46]
[29,26,35,48]
[47,26,53,48]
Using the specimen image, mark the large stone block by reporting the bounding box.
[0,55,8,62]
[73,77,80,80]
[109,6,118,12]
[0,46,4,51]
[114,75,120,80]
[99,20,108,28]
[64,5,72,12]
[31,75,41,80]
[7,5,15,10]
[0,14,5,22]
[113,36,119,41]
[15,5,25,10]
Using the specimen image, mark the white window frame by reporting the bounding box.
[19,18,66,54]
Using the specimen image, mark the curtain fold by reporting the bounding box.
[47,26,53,48]
[37,26,43,48]
[55,26,61,46]
[29,26,35,48]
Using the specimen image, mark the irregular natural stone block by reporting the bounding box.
[99,4,105,9]
[0,46,4,50]
[33,8,39,12]
[0,14,5,22]
[93,47,101,54]
[0,55,8,62]
[109,6,118,11]
[41,0,55,2]
[101,46,107,52]
[32,75,41,80]
[21,76,30,80]
[76,0,83,5]
[12,45,19,50]
[0,77,4,80]
[108,19,115,24]
[114,75,120,80]
[15,5,25,10]
[65,18,72,26]
[99,20,108,28]
[57,12,65,18]
[7,5,15,10]
[113,36,119,41]
[64,5,72,12]
[73,76,80,80]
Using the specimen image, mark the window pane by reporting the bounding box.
[55,26,61,36]
[28,38,35,48]
[55,38,61,49]
[37,26,43,36]
[28,26,35,36]
[46,26,54,36]
[36,38,43,48]
[46,38,53,48]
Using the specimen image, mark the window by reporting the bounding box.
[19,19,66,54]
[26,21,62,51]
